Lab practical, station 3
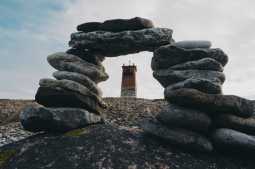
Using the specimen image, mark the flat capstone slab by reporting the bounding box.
[77,17,154,33]
[69,28,173,57]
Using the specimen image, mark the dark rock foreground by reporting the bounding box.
[1,123,255,169]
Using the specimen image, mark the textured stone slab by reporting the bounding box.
[173,40,212,49]
[20,105,102,132]
[2,125,255,169]
[53,71,102,96]
[35,87,105,114]
[157,103,212,133]
[212,128,255,153]
[66,48,105,66]
[77,17,154,32]
[165,78,222,94]
[142,120,213,152]
[153,69,225,88]
[165,89,254,118]
[215,114,255,135]
[170,58,223,72]
[36,79,106,113]
[39,79,102,101]
[151,45,228,71]
[47,52,108,83]
[69,28,173,57]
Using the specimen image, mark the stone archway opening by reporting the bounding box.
[99,52,163,99]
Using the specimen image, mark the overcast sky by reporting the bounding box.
[1,0,255,99]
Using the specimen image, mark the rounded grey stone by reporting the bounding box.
[173,40,212,49]
[156,103,212,133]
[53,71,102,96]
[47,52,109,83]
[170,58,223,72]
[212,128,255,152]
[39,78,105,108]
[66,48,105,66]
[77,17,154,32]
[215,114,255,135]
[151,45,228,71]
[165,88,254,118]
[142,120,213,152]
[20,105,102,132]
[165,78,222,94]
[153,69,225,88]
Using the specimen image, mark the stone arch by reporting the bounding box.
[20,17,255,154]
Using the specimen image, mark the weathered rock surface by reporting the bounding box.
[0,122,34,147]
[212,128,255,153]
[35,87,106,114]
[39,78,103,103]
[164,78,222,94]
[2,124,255,169]
[53,71,102,96]
[170,58,223,72]
[47,52,108,83]
[66,48,105,66]
[1,99,255,169]
[152,45,228,70]
[142,120,213,152]
[173,40,212,49]
[215,114,255,135]
[69,28,173,57]
[153,69,225,88]
[77,17,154,32]
[165,89,254,118]
[156,103,212,133]
[20,105,102,133]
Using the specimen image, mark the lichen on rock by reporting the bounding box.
[0,149,16,168]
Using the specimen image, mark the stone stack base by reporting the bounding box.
[144,41,255,153]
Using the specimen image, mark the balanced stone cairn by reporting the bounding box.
[143,40,255,153]
[20,17,174,133]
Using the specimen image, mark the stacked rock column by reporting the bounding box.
[145,41,254,153]
[20,17,174,133]
[20,37,109,132]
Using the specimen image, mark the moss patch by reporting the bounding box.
[64,128,89,137]
[0,149,16,167]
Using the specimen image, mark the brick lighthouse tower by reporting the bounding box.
[121,62,137,97]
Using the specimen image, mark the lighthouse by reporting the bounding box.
[120,62,137,97]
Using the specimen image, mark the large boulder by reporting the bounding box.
[165,78,222,94]
[1,124,255,169]
[151,45,228,71]
[170,58,223,72]
[215,114,255,135]
[212,128,255,153]
[173,40,212,49]
[53,71,102,96]
[165,89,254,118]
[153,69,225,88]
[142,120,213,152]
[156,103,212,133]
[69,28,173,57]
[47,52,108,83]
[77,17,154,32]
[20,105,102,132]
